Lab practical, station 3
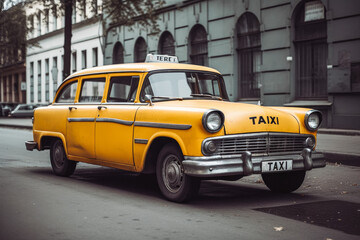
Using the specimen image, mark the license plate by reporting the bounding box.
[261,160,293,173]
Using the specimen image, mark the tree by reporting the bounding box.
[25,0,164,79]
[0,1,27,67]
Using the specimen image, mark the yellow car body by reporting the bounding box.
[26,59,325,202]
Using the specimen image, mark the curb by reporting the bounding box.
[0,124,33,130]
[322,152,360,167]
[318,128,360,136]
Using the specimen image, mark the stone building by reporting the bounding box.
[104,0,360,130]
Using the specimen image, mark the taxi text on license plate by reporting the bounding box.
[261,160,293,173]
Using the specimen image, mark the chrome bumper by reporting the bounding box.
[183,148,325,177]
[25,141,38,151]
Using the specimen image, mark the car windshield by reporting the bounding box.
[141,72,228,101]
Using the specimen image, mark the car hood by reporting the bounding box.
[154,100,300,134]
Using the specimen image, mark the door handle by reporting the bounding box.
[97,106,107,110]
[69,106,77,111]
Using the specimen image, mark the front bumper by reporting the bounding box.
[183,148,325,177]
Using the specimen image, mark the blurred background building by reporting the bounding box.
[104,0,360,129]
[1,0,359,129]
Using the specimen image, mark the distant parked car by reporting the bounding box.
[8,104,39,118]
[0,103,17,117]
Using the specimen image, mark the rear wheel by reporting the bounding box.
[50,139,77,177]
[156,143,200,202]
[261,170,306,193]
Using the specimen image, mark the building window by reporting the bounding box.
[52,57,58,97]
[351,62,360,92]
[37,12,41,36]
[294,0,328,99]
[45,58,49,102]
[82,0,87,19]
[134,37,147,63]
[82,50,87,69]
[44,9,49,34]
[30,62,34,102]
[158,31,175,56]
[37,60,42,102]
[113,42,124,64]
[52,6,57,31]
[72,52,77,73]
[72,0,77,23]
[236,12,261,99]
[189,24,208,66]
[92,47,98,67]
[92,0,98,15]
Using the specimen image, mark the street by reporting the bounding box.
[0,127,359,240]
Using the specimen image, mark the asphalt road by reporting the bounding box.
[1,127,359,240]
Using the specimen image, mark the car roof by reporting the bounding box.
[64,62,221,81]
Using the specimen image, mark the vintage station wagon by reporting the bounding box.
[26,55,325,202]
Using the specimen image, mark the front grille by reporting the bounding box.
[208,133,311,156]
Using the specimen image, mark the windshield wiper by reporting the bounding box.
[190,94,222,100]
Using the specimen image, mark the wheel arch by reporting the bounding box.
[141,136,183,174]
[38,132,68,154]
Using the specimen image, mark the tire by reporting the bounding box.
[50,139,77,177]
[261,170,306,193]
[156,143,200,202]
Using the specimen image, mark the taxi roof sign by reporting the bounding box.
[145,54,179,63]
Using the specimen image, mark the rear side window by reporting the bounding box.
[56,81,78,103]
[107,76,139,102]
[79,78,106,103]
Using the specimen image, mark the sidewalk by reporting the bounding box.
[1,117,359,166]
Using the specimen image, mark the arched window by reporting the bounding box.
[236,12,261,99]
[294,0,327,99]
[189,25,208,66]
[158,31,175,56]
[134,37,147,63]
[113,42,124,64]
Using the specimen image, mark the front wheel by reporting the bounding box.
[50,139,77,177]
[156,143,200,202]
[261,170,306,193]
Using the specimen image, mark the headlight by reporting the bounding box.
[202,110,224,133]
[305,110,322,131]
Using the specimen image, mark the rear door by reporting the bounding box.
[67,76,106,159]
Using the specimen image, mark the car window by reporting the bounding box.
[56,81,78,103]
[79,78,106,103]
[140,72,227,101]
[107,76,139,102]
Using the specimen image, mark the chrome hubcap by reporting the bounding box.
[162,154,183,193]
[54,144,64,168]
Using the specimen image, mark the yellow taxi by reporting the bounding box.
[26,54,325,202]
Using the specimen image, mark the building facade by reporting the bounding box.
[26,0,104,104]
[104,0,360,130]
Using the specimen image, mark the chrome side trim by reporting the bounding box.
[68,118,95,122]
[134,139,149,144]
[134,121,192,130]
[96,118,134,126]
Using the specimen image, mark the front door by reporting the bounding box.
[95,75,140,166]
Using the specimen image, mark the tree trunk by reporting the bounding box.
[63,0,73,80]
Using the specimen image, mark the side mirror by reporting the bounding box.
[144,94,153,106]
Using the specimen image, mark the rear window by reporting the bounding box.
[79,78,106,103]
